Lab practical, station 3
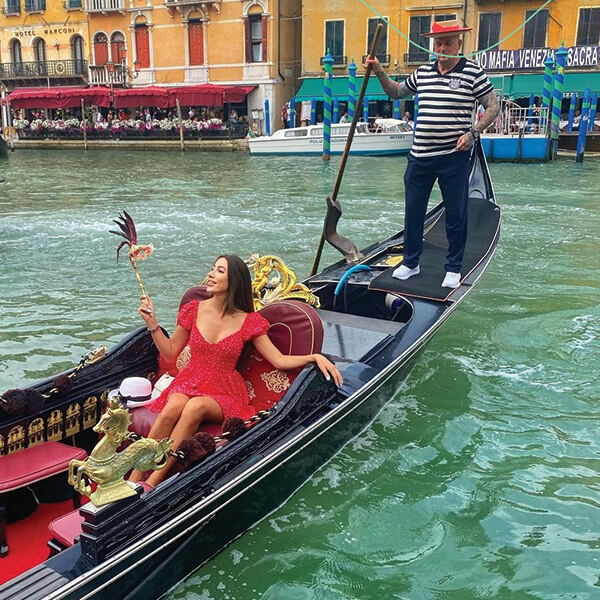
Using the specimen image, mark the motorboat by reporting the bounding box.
[248,118,413,156]
[0,140,499,600]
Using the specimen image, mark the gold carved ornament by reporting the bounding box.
[246,254,320,311]
[68,398,173,506]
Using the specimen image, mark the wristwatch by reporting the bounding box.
[469,127,480,140]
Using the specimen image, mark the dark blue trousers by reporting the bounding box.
[402,150,470,273]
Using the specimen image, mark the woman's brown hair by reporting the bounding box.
[218,254,255,316]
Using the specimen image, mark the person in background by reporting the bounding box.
[339,112,349,123]
[281,103,289,129]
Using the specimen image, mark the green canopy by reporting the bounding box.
[489,71,600,99]
[295,76,394,101]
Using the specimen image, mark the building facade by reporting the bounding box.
[0,0,302,131]
[299,0,600,111]
[0,0,89,91]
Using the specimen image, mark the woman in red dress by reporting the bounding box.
[131,254,342,486]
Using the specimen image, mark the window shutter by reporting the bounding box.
[262,15,268,62]
[189,22,204,66]
[94,40,108,66]
[245,18,252,63]
[136,26,150,69]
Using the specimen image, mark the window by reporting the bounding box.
[408,15,431,61]
[435,14,456,22]
[479,12,502,51]
[110,32,125,64]
[188,20,204,65]
[135,25,150,69]
[245,14,267,63]
[325,20,344,61]
[72,35,85,74]
[367,17,387,57]
[523,9,548,48]
[94,33,108,65]
[5,0,20,15]
[11,39,22,63]
[25,0,45,12]
[577,8,600,46]
[34,38,46,62]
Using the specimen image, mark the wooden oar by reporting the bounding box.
[309,23,384,277]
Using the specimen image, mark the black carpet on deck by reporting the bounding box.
[369,197,500,301]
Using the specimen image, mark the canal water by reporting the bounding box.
[1,150,599,599]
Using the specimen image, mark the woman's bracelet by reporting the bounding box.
[148,324,160,334]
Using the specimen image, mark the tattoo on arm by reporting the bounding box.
[375,69,412,100]
[474,91,500,133]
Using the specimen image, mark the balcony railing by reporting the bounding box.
[85,0,125,12]
[165,0,220,5]
[65,0,82,8]
[404,52,431,64]
[0,60,87,80]
[361,53,390,66]
[88,64,126,85]
[319,55,347,67]
[25,0,45,11]
[3,0,21,14]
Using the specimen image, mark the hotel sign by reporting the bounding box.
[475,45,600,71]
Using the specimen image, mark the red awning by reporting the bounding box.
[168,85,225,108]
[60,87,112,108]
[113,86,170,109]
[8,86,112,109]
[223,86,256,103]
[8,88,63,109]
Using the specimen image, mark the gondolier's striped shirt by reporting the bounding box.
[405,56,493,158]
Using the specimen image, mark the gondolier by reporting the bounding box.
[367,19,500,288]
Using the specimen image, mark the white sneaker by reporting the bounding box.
[392,264,420,280]
[441,272,461,288]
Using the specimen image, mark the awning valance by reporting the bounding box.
[489,71,600,99]
[295,76,397,101]
[8,84,255,110]
[8,86,112,109]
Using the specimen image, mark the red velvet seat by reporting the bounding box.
[47,482,152,553]
[0,442,87,557]
[130,297,324,437]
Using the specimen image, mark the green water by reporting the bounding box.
[1,150,599,600]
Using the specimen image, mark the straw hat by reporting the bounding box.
[422,19,472,38]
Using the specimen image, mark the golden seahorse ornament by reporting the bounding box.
[68,398,172,506]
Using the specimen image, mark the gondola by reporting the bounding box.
[0,135,8,158]
[0,139,499,600]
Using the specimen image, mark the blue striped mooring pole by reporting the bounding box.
[333,96,339,124]
[550,43,569,160]
[541,55,554,131]
[363,95,369,124]
[567,92,577,132]
[588,92,597,132]
[310,98,316,125]
[348,60,357,121]
[393,98,400,119]
[323,51,334,161]
[264,98,270,136]
[576,88,591,163]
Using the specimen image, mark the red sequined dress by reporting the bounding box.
[149,300,270,420]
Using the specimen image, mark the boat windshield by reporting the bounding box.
[284,129,308,137]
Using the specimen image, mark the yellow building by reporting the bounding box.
[83,0,301,130]
[0,0,89,91]
[298,1,600,112]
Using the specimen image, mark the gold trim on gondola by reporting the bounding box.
[47,410,63,442]
[28,418,45,447]
[83,396,99,430]
[66,403,81,436]
[246,254,320,310]
[8,426,25,454]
